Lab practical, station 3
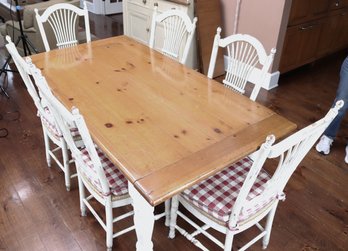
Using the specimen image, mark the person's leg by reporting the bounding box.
[317,56,348,155]
[324,56,348,139]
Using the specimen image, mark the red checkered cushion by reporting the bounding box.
[40,107,79,139]
[181,157,272,227]
[80,146,128,197]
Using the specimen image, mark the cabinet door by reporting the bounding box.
[288,0,329,25]
[335,10,348,50]
[288,0,311,25]
[126,3,152,45]
[279,21,322,73]
[311,0,331,16]
[316,14,340,57]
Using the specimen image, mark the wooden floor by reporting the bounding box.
[1,13,348,251]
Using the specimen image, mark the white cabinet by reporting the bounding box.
[85,0,122,15]
[123,0,197,68]
[123,1,151,44]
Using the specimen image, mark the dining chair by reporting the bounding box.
[34,1,91,52]
[168,100,344,251]
[4,36,81,191]
[31,69,135,251]
[149,6,197,65]
[208,27,276,101]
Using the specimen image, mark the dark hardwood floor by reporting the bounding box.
[0,13,348,251]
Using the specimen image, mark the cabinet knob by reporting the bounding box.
[146,28,150,32]
[143,0,146,4]
[336,0,340,7]
[154,2,158,6]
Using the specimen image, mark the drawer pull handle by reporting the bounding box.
[299,23,318,30]
[336,0,340,7]
[143,0,146,4]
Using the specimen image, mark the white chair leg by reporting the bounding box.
[61,140,70,191]
[224,231,234,251]
[165,199,171,227]
[168,195,179,239]
[43,129,51,167]
[77,175,87,216]
[262,204,277,249]
[105,199,113,251]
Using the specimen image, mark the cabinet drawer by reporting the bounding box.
[154,0,188,12]
[280,21,322,73]
[128,0,154,8]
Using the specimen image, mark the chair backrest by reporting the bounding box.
[35,1,91,52]
[31,68,111,196]
[4,36,44,112]
[149,6,197,65]
[228,100,344,229]
[207,27,276,101]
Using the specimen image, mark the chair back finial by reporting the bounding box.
[35,1,91,52]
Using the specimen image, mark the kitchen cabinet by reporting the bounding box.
[280,21,322,72]
[280,0,348,73]
[125,1,152,45]
[288,0,330,26]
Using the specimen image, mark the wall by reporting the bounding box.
[219,0,291,73]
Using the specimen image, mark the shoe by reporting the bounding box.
[315,135,333,155]
[345,145,348,164]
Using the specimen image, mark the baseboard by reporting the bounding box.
[223,55,279,90]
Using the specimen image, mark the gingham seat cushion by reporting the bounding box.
[80,146,128,197]
[181,157,272,227]
[40,107,80,139]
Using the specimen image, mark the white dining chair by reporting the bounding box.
[149,6,197,65]
[208,27,276,101]
[35,1,91,52]
[32,68,135,251]
[168,100,343,251]
[5,36,81,191]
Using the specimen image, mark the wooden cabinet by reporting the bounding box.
[280,21,322,72]
[123,0,197,68]
[330,0,348,10]
[288,0,330,26]
[280,0,348,73]
[316,9,348,57]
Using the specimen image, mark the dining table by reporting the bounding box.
[30,35,297,250]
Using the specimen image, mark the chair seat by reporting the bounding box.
[81,146,128,197]
[181,157,272,225]
[41,106,80,139]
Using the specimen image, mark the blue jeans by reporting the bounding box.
[324,56,348,139]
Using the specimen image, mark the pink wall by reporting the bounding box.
[219,0,291,71]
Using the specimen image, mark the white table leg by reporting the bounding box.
[128,182,155,251]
